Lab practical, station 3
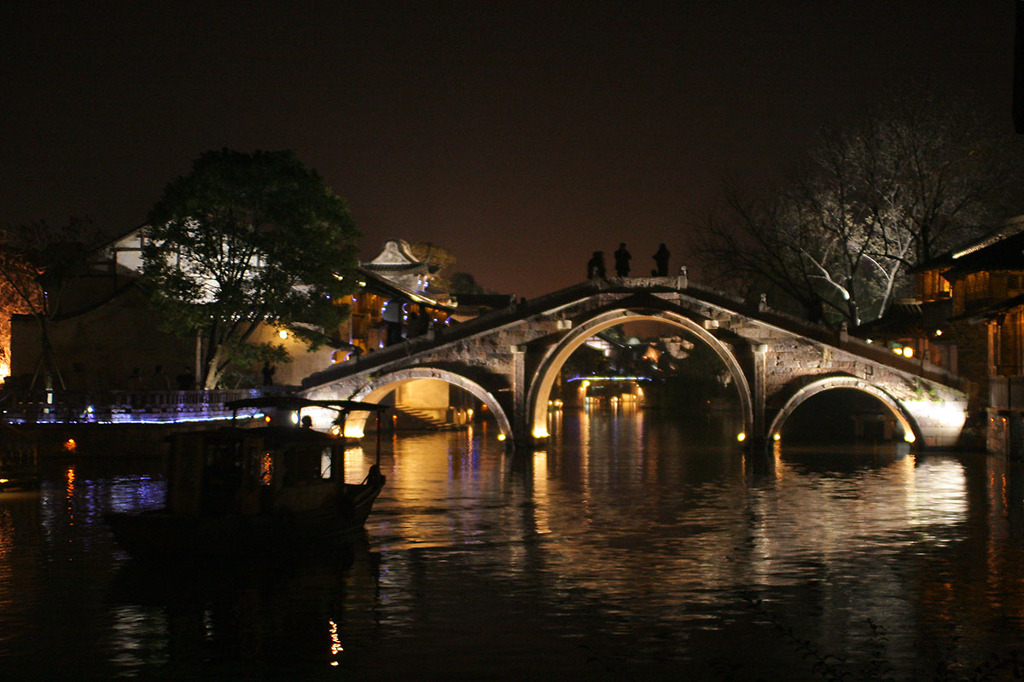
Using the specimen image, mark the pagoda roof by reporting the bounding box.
[362,239,437,275]
[354,267,456,313]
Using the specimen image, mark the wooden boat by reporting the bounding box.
[106,397,387,559]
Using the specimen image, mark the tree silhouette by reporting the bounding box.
[142,149,360,389]
[0,218,100,390]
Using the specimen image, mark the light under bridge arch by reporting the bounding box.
[767,375,921,445]
[526,309,755,442]
[333,367,514,441]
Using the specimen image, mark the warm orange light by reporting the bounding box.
[63,438,77,452]
[260,453,274,485]
[264,415,272,423]
[278,329,289,340]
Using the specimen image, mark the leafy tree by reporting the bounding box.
[0,218,100,390]
[448,271,487,295]
[142,149,360,389]
[408,242,492,295]
[409,242,457,275]
[697,91,1023,326]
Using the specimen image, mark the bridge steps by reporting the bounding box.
[397,407,461,431]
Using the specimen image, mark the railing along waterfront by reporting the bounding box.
[0,389,262,424]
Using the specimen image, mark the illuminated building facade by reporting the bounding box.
[937,223,1024,457]
[3,233,463,398]
[860,217,1024,456]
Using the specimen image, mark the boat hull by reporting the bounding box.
[106,481,383,559]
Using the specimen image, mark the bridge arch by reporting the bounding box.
[526,309,754,441]
[340,367,514,441]
[768,375,921,445]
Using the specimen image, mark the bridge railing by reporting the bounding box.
[304,276,970,393]
[0,388,261,424]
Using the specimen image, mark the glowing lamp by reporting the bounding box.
[278,330,289,340]
[772,433,781,441]
[736,432,747,442]
[902,346,914,358]
[497,433,506,441]
[903,432,917,444]
[343,422,366,438]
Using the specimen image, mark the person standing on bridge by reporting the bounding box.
[587,251,606,279]
[614,243,631,277]
[653,243,670,276]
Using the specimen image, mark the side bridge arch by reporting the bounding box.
[767,375,922,445]
[525,308,755,441]
[335,367,514,440]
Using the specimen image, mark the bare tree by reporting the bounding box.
[696,91,1022,326]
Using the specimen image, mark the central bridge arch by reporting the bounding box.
[526,309,754,440]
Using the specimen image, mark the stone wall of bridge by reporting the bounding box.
[301,279,968,449]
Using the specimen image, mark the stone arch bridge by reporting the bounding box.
[301,277,968,450]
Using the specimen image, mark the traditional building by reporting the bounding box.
[937,222,1024,457]
[4,232,467,395]
[339,240,456,357]
[857,217,1024,456]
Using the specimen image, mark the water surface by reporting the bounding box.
[2,409,1023,680]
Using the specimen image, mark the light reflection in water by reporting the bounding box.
[531,450,551,535]
[65,465,75,526]
[328,619,342,667]
[3,412,1024,680]
[108,605,167,671]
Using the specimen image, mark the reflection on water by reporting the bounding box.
[1,413,1024,679]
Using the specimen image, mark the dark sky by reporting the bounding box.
[0,2,1015,298]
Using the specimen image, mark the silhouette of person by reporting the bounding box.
[587,251,606,279]
[176,366,194,391]
[262,362,276,386]
[653,243,670,276]
[614,243,631,277]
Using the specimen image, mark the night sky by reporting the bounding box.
[1,2,1015,298]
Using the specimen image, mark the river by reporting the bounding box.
[2,407,1023,680]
